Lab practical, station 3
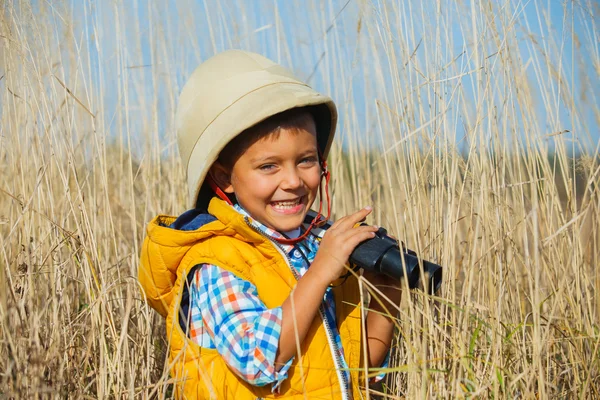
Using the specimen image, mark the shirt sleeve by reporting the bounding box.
[188,264,293,389]
[370,350,390,383]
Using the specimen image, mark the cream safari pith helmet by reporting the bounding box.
[176,49,338,208]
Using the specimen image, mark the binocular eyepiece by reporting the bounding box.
[307,213,443,295]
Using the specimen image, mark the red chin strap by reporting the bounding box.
[208,176,234,206]
[208,159,332,245]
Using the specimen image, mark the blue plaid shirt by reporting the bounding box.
[187,204,386,393]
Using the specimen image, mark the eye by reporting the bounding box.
[258,164,276,171]
[299,156,318,166]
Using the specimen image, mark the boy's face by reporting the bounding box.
[218,122,321,233]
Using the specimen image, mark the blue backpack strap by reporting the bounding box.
[179,264,203,334]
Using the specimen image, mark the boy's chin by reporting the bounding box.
[265,212,307,233]
[269,217,304,233]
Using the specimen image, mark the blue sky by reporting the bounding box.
[19,0,599,156]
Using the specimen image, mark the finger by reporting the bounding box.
[333,206,373,230]
[327,225,376,247]
[341,228,378,251]
[337,224,378,240]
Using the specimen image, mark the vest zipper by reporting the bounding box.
[244,217,351,400]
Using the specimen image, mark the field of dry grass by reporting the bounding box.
[1,0,599,398]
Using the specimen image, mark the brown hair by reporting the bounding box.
[217,107,317,170]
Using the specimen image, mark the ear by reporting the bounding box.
[209,161,235,194]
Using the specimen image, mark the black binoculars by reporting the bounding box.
[309,213,443,294]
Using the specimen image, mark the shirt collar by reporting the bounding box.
[233,204,286,240]
[232,204,308,251]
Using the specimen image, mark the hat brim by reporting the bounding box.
[186,82,337,208]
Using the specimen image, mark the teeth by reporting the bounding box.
[272,199,301,209]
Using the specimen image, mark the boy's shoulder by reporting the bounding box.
[147,208,256,279]
[164,208,217,231]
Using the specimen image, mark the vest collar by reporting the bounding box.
[207,197,271,246]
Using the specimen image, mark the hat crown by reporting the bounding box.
[179,51,295,105]
[176,51,304,166]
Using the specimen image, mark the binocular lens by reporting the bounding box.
[423,261,443,295]
[376,248,442,294]
[378,248,420,287]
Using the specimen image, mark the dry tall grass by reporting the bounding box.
[1,0,599,398]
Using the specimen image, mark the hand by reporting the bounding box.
[311,207,379,284]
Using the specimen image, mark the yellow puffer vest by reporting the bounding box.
[139,198,365,399]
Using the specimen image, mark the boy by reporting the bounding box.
[139,50,400,399]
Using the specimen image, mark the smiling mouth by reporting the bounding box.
[270,196,305,212]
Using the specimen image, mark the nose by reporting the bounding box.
[280,166,303,190]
